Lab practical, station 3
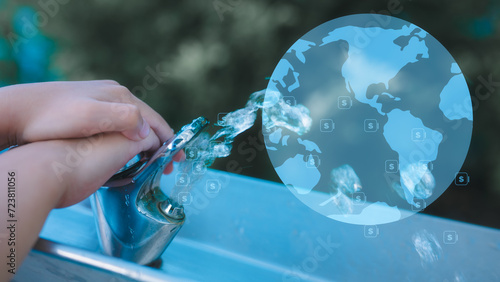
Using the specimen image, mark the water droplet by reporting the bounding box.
[412,229,442,265]
[170,89,312,203]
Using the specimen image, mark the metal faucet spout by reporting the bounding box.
[91,117,209,265]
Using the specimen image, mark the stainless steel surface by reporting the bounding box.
[14,239,183,282]
[17,169,500,281]
[91,117,209,265]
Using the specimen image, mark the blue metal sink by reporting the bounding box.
[15,169,500,281]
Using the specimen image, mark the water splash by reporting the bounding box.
[167,89,313,205]
[262,89,312,135]
[212,92,262,143]
[401,163,435,199]
[412,229,442,266]
[320,190,354,215]
[453,271,467,282]
[319,164,362,215]
[330,164,362,195]
[212,89,312,144]
[392,163,435,206]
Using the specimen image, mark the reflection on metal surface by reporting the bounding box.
[91,117,208,265]
[15,239,179,282]
[19,170,500,281]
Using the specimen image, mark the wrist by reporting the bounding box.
[31,140,69,206]
[1,141,66,208]
[0,85,25,148]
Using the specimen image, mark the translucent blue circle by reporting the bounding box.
[263,14,473,225]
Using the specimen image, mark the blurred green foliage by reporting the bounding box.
[0,0,499,227]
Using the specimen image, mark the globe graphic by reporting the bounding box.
[263,14,473,225]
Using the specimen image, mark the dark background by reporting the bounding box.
[0,0,498,228]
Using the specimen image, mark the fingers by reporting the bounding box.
[95,82,175,143]
[12,80,175,145]
[129,96,175,142]
[92,102,151,141]
[55,134,184,207]
[163,162,174,175]
[173,150,186,162]
[56,131,161,208]
[22,99,153,143]
[163,151,186,175]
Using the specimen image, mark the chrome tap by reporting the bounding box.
[91,117,209,265]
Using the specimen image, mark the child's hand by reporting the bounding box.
[0,80,174,148]
[0,130,182,280]
[0,80,186,280]
[44,132,164,207]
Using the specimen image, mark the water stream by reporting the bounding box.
[166,89,312,205]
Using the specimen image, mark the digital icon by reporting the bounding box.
[176,173,190,186]
[385,160,399,173]
[364,225,379,238]
[412,199,426,211]
[306,155,320,168]
[412,128,426,141]
[185,147,198,160]
[283,96,296,106]
[419,160,433,171]
[178,192,192,205]
[320,119,335,132]
[217,112,228,122]
[443,230,458,244]
[364,119,379,132]
[338,96,352,109]
[193,161,206,175]
[206,179,221,193]
[352,192,366,205]
[455,172,469,186]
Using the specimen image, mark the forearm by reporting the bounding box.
[0,142,65,280]
[0,126,161,280]
[1,80,176,150]
[0,82,62,149]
